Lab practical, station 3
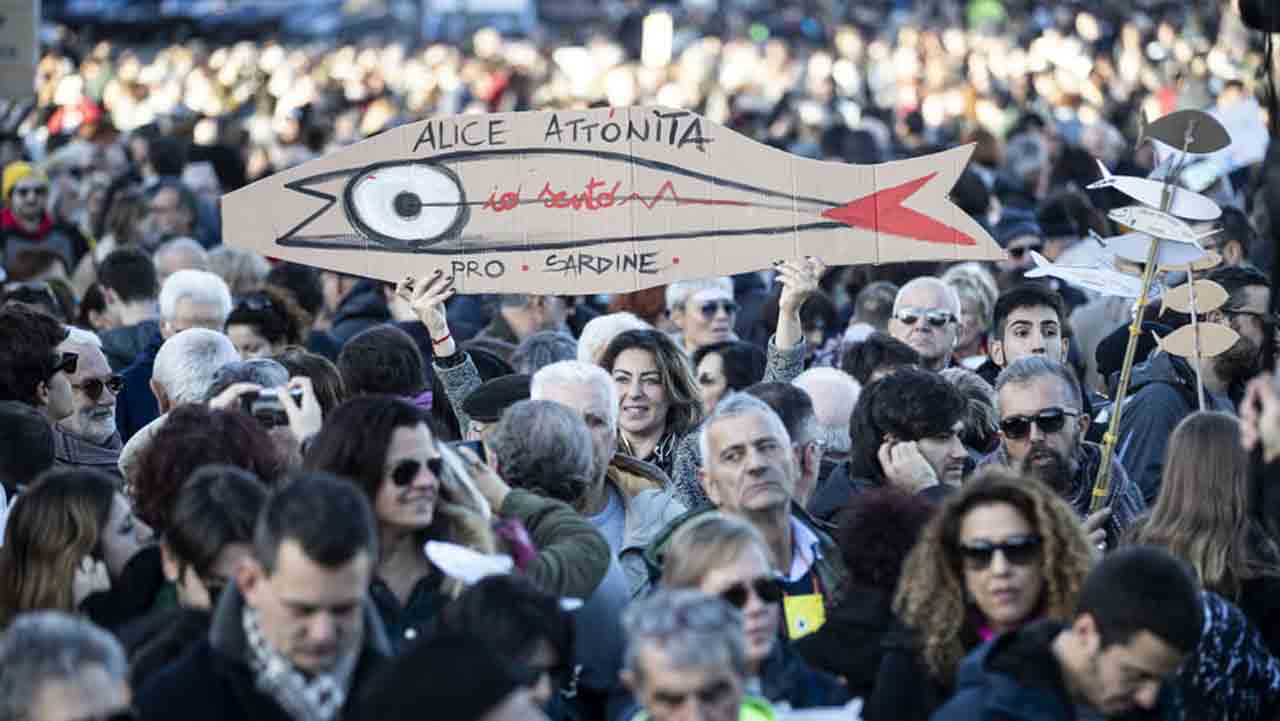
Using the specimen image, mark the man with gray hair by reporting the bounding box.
[117,268,233,441]
[153,236,208,285]
[510,330,578,375]
[472,294,568,361]
[532,360,686,596]
[887,276,962,372]
[0,611,132,721]
[790,367,860,483]
[650,394,845,619]
[620,589,771,721]
[119,328,240,483]
[978,357,1144,549]
[53,327,125,479]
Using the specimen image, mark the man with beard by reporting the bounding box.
[52,328,124,479]
[981,357,1144,549]
[1117,266,1271,503]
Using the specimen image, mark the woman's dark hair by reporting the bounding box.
[338,325,426,397]
[438,574,574,671]
[833,488,936,594]
[224,285,307,347]
[598,329,702,438]
[304,396,430,501]
[131,405,284,534]
[692,341,767,394]
[273,346,347,417]
[164,465,268,581]
[840,332,919,385]
[265,262,325,319]
[77,283,107,329]
[758,288,838,343]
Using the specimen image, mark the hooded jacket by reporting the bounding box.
[135,584,391,721]
[929,620,1076,721]
[1117,352,1233,503]
[606,454,687,598]
[100,319,162,371]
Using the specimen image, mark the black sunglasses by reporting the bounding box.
[51,351,79,377]
[698,299,739,319]
[958,534,1043,571]
[389,457,444,487]
[894,308,955,328]
[719,574,785,609]
[12,185,48,197]
[72,375,125,401]
[1007,244,1045,260]
[999,407,1079,440]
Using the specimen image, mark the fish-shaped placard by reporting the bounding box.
[222,106,1003,293]
[1090,230,1207,267]
[1108,206,1218,245]
[1152,323,1239,358]
[1086,161,1221,221]
[1024,250,1146,298]
[1160,280,1230,316]
[1158,250,1222,274]
[1143,110,1232,154]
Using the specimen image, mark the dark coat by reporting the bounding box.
[122,607,211,690]
[330,280,390,347]
[115,338,162,442]
[758,638,851,710]
[135,584,391,721]
[928,620,1076,721]
[864,621,954,721]
[100,319,163,372]
[791,586,895,699]
[807,458,953,524]
[80,546,167,632]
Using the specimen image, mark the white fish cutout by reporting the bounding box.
[425,541,513,585]
[1087,161,1221,221]
[1108,206,1219,245]
[1152,324,1239,358]
[1160,280,1230,316]
[1089,230,1207,267]
[1025,250,1145,298]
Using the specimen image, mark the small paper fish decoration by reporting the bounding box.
[1087,161,1221,220]
[1160,280,1230,316]
[1108,206,1218,245]
[1090,230,1207,268]
[1152,323,1239,358]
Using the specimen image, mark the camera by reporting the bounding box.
[240,387,303,428]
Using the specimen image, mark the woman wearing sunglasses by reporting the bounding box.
[304,396,496,652]
[864,467,1093,721]
[661,513,848,711]
[224,286,307,360]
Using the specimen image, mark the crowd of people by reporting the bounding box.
[1,0,1280,720]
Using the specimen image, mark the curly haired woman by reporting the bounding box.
[863,467,1094,721]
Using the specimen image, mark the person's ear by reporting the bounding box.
[1077,410,1091,438]
[1072,613,1100,656]
[1060,337,1070,359]
[700,467,720,506]
[236,557,265,607]
[1224,239,1244,266]
[150,379,170,413]
[620,669,638,696]
[160,542,181,582]
[990,339,1006,367]
[35,380,50,407]
[101,287,120,307]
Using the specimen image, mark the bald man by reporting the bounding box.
[887,277,962,371]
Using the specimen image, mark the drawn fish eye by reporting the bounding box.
[344,163,468,248]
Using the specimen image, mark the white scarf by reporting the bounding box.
[241,607,357,721]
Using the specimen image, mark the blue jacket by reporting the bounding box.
[930,621,1075,721]
[115,336,162,442]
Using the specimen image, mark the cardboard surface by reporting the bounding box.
[1153,324,1239,358]
[223,106,1003,294]
[1160,279,1228,316]
[0,0,37,101]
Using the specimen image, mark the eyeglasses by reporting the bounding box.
[51,351,79,377]
[698,299,739,319]
[998,407,1079,439]
[72,375,125,401]
[388,456,444,487]
[68,708,138,721]
[894,307,955,328]
[12,185,48,198]
[1007,244,1045,260]
[719,574,785,609]
[958,534,1043,571]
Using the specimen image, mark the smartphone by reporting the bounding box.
[240,387,304,428]
[450,439,487,463]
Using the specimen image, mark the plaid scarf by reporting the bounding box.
[241,607,356,721]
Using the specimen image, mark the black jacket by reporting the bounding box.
[122,607,211,690]
[791,586,895,700]
[135,584,391,721]
[807,457,953,524]
[330,280,391,347]
[1118,353,1233,503]
[929,620,1076,721]
[863,621,961,721]
[100,319,162,372]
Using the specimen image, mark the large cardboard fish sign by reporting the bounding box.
[223,106,1003,293]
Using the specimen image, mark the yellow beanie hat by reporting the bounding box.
[2,162,48,203]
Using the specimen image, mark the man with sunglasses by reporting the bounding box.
[0,611,136,721]
[0,161,89,272]
[982,357,1144,549]
[621,589,778,721]
[53,328,126,480]
[1118,265,1272,503]
[0,303,75,423]
[931,546,1201,721]
[887,277,962,372]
